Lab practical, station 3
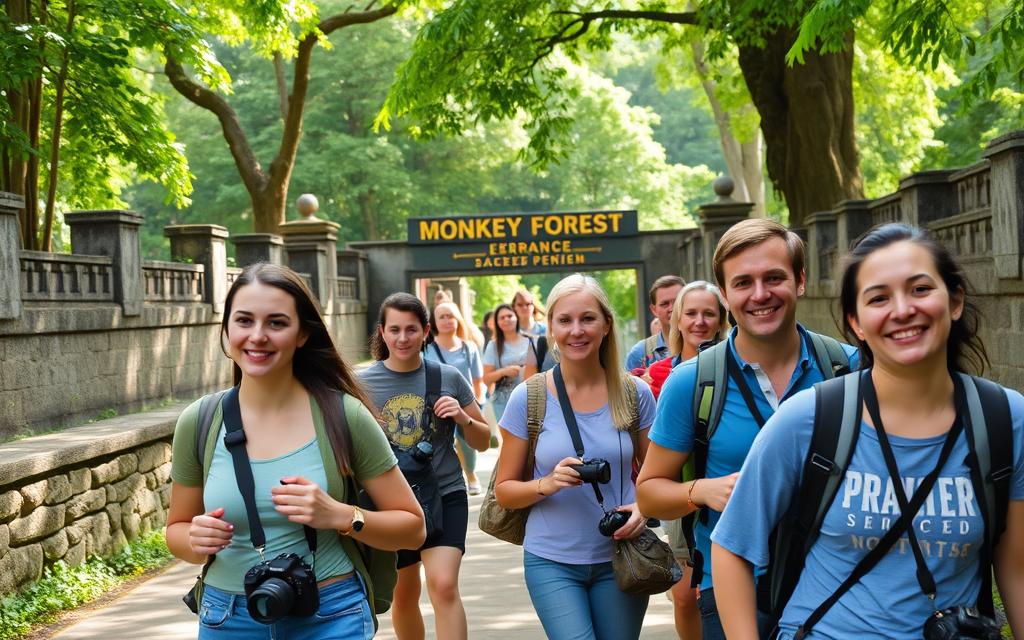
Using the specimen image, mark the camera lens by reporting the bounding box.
[248,577,295,624]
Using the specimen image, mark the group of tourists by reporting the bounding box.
[166,217,1024,640]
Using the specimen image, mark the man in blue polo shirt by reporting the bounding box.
[625,275,685,370]
[636,218,858,640]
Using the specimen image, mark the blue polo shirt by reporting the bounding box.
[625,332,669,370]
[650,324,859,590]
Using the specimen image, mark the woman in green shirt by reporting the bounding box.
[166,263,425,639]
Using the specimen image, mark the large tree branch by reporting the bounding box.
[266,4,398,188]
[532,9,698,69]
[164,57,266,197]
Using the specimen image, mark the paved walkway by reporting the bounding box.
[50,449,677,639]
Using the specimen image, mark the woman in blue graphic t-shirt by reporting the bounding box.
[711,224,1024,639]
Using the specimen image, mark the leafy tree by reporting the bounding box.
[161,0,402,234]
[378,0,1024,227]
[1,0,201,249]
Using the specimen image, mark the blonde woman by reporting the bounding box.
[494,274,657,640]
[647,281,728,399]
[427,301,487,494]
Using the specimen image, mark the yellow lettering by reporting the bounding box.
[593,215,608,234]
[507,216,522,237]
[531,216,545,236]
[608,212,623,233]
[475,218,493,239]
[457,218,474,239]
[419,220,440,241]
[492,218,506,238]
[578,215,592,235]
[440,219,457,240]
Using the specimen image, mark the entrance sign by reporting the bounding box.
[407,210,640,272]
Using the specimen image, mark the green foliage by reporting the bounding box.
[0,530,173,639]
[464,275,523,323]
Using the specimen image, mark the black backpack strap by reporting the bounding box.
[535,335,548,368]
[195,389,229,470]
[807,331,851,379]
[430,341,446,364]
[768,372,862,618]
[421,358,445,439]
[691,340,729,482]
[960,373,1013,616]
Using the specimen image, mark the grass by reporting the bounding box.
[0,530,173,640]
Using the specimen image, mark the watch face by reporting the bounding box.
[352,519,365,532]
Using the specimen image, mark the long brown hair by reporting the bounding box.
[221,263,372,475]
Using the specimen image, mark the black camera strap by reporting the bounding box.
[222,387,317,560]
[552,365,624,508]
[795,374,964,639]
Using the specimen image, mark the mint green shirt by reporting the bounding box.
[171,393,397,593]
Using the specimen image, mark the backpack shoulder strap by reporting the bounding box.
[424,358,443,404]
[960,374,1013,553]
[807,331,851,379]
[623,375,641,459]
[524,373,548,479]
[768,372,862,617]
[691,340,729,480]
[197,389,229,481]
[644,334,658,361]
[430,341,446,364]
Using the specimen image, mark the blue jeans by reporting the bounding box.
[697,587,774,640]
[523,550,649,640]
[197,574,374,640]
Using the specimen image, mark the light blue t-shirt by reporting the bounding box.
[424,340,483,397]
[712,382,1024,639]
[625,332,669,370]
[649,325,859,590]
[500,377,656,565]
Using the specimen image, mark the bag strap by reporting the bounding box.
[692,340,729,482]
[524,373,547,479]
[806,331,851,379]
[960,373,1012,616]
[767,372,862,617]
[221,386,317,557]
[552,365,606,506]
[430,341,446,364]
[195,390,229,471]
[623,375,641,463]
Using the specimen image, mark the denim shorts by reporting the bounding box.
[197,574,373,640]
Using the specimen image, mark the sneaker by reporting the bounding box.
[467,481,482,496]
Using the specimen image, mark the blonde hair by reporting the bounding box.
[667,281,729,356]
[432,301,471,343]
[712,218,804,290]
[545,274,631,431]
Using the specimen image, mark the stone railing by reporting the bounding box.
[0,405,181,594]
[336,275,357,300]
[142,260,204,303]
[20,251,114,302]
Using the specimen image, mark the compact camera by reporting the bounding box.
[410,440,434,463]
[570,458,611,484]
[243,552,319,624]
[923,606,1002,640]
[598,510,630,537]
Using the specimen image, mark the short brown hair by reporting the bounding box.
[712,219,804,289]
[648,275,685,305]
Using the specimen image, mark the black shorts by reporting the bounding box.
[397,490,468,570]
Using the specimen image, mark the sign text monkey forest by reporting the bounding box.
[407,211,640,272]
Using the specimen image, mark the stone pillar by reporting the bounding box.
[0,192,24,319]
[984,130,1024,280]
[66,210,144,316]
[232,233,284,267]
[697,177,754,283]
[898,169,957,227]
[337,249,368,304]
[280,219,340,314]
[833,199,874,256]
[804,211,837,294]
[164,224,229,313]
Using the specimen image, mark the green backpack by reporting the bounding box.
[187,389,398,629]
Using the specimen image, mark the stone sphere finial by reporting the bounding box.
[713,176,735,201]
[297,193,319,220]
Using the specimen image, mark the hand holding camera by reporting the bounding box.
[188,506,234,556]
[543,456,588,495]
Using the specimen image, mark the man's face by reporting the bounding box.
[720,237,805,341]
[649,284,682,332]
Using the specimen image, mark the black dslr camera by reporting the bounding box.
[570,458,611,484]
[923,606,1002,640]
[598,510,630,537]
[243,552,319,624]
[410,440,434,463]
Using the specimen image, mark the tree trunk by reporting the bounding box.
[41,0,74,252]
[691,41,766,216]
[737,27,862,228]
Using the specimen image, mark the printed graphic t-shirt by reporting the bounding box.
[711,385,1024,640]
[359,360,476,496]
